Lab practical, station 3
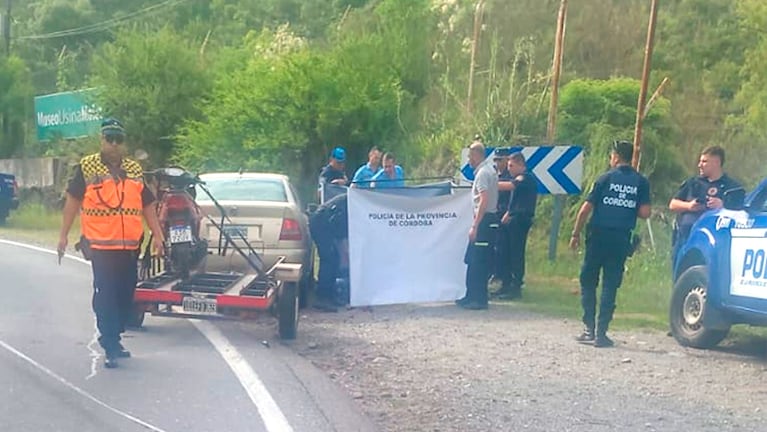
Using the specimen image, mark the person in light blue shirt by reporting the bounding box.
[351,146,382,188]
[371,152,405,188]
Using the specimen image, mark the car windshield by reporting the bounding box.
[197,177,288,202]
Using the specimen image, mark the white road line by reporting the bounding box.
[1,239,295,431]
[0,338,168,432]
[0,238,90,265]
[85,318,102,380]
[191,319,295,432]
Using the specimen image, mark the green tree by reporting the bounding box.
[176,27,412,200]
[88,27,212,164]
[557,78,682,200]
[0,56,33,157]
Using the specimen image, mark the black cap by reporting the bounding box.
[493,147,512,159]
[612,140,633,162]
[101,118,125,135]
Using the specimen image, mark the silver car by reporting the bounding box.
[195,172,314,302]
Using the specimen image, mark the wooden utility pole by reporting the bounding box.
[466,0,485,116]
[632,0,659,169]
[547,0,568,261]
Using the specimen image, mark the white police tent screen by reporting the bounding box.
[347,188,474,307]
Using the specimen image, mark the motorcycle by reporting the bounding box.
[144,167,208,280]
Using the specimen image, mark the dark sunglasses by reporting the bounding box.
[105,134,125,145]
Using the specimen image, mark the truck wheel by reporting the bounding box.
[278,282,299,340]
[669,265,730,349]
[126,304,146,329]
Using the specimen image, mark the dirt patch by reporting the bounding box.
[293,302,767,432]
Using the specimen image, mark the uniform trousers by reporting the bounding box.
[90,249,138,351]
[498,215,533,290]
[309,215,339,302]
[579,227,631,335]
[464,213,499,305]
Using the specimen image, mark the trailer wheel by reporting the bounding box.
[278,282,299,340]
[126,304,146,329]
[670,265,730,349]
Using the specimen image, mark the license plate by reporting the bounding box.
[182,296,217,314]
[170,225,193,244]
[223,225,248,239]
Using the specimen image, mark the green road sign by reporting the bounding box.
[34,89,102,141]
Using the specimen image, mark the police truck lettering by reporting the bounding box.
[742,249,767,279]
[602,183,637,208]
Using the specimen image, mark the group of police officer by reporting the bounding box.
[459,138,741,349]
[569,141,740,348]
[308,138,743,348]
[456,140,539,310]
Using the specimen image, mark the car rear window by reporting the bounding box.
[197,178,288,202]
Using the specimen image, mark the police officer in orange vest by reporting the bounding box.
[58,118,165,369]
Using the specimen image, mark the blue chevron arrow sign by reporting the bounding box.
[460,145,584,195]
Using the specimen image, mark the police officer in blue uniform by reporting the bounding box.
[493,149,513,282]
[669,146,743,260]
[309,193,348,312]
[318,147,348,203]
[496,151,538,300]
[570,140,651,347]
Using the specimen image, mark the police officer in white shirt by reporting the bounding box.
[456,141,499,310]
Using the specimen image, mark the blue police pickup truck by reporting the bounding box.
[671,179,767,348]
[0,173,19,225]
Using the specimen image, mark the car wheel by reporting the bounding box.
[669,265,730,349]
[278,281,299,340]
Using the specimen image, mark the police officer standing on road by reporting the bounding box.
[494,151,538,300]
[309,192,349,312]
[668,146,743,258]
[57,118,165,368]
[570,140,651,348]
[456,141,499,310]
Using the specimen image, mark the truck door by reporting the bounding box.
[727,223,767,314]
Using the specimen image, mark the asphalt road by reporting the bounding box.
[0,240,375,432]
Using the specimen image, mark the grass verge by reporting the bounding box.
[0,202,61,247]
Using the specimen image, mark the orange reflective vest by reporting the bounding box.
[80,154,145,250]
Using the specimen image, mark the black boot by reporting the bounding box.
[497,283,521,300]
[594,333,614,348]
[104,352,119,369]
[114,343,131,358]
[455,296,471,306]
[574,326,595,344]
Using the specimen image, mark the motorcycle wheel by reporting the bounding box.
[170,242,194,279]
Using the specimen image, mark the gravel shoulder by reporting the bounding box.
[292,302,767,432]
